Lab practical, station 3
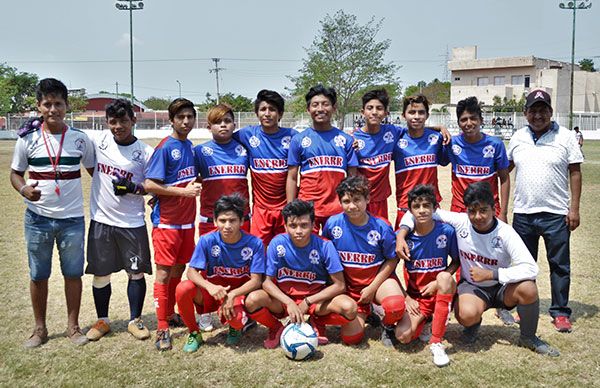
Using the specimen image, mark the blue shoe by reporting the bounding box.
[183,331,202,353]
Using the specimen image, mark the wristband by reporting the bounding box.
[304,297,313,307]
[19,185,28,197]
[492,269,499,281]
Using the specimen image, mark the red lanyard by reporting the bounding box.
[42,124,67,195]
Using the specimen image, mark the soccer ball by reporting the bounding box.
[280,322,318,361]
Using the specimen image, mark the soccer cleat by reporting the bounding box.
[380,325,397,347]
[168,313,186,328]
[155,329,172,351]
[68,326,89,346]
[226,327,243,346]
[242,318,257,334]
[24,327,48,349]
[518,335,560,357]
[182,331,203,353]
[127,318,150,340]
[263,324,285,349]
[197,313,214,332]
[552,316,573,333]
[86,320,111,341]
[430,342,450,367]
[418,321,432,343]
[461,321,481,344]
[310,320,329,345]
[495,308,516,326]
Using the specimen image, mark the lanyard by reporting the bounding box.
[42,124,67,195]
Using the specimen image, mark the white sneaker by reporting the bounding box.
[430,342,450,367]
[419,321,432,343]
[197,313,214,332]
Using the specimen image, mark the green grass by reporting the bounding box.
[1,139,599,387]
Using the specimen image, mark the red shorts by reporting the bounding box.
[274,298,318,319]
[198,218,251,236]
[152,227,195,266]
[414,296,436,318]
[367,199,389,222]
[394,208,409,231]
[197,287,246,315]
[251,206,285,247]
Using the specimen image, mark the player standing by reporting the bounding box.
[144,98,200,351]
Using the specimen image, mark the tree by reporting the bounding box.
[67,95,88,112]
[579,58,596,72]
[0,63,39,114]
[143,96,171,110]
[288,10,400,126]
[196,93,253,112]
[491,94,526,112]
[403,79,450,104]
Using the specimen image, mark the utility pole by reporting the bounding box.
[115,82,119,98]
[115,0,144,107]
[176,80,182,98]
[209,58,224,104]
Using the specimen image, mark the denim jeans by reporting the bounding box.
[513,212,571,318]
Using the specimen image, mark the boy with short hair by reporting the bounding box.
[175,194,265,352]
[244,199,358,348]
[84,99,153,342]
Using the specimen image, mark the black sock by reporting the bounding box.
[92,283,111,319]
[127,277,146,321]
[517,300,540,338]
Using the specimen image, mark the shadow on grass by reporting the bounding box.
[443,322,522,354]
[539,298,599,321]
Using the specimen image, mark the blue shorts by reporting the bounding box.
[24,209,85,281]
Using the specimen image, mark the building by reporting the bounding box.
[85,93,148,112]
[449,46,600,114]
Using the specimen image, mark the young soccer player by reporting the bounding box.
[286,85,358,233]
[195,104,250,236]
[175,194,265,352]
[233,90,297,246]
[144,98,201,351]
[11,78,94,347]
[396,181,560,357]
[394,184,458,367]
[244,199,358,348]
[84,99,153,342]
[322,176,410,346]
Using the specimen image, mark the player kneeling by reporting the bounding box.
[394,185,459,367]
[245,199,357,348]
[175,194,265,352]
[397,182,560,357]
[322,176,410,346]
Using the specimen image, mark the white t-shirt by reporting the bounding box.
[400,210,538,287]
[11,127,95,219]
[89,131,153,228]
[507,123,583,215]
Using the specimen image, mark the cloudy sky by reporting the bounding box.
[2,0,598,102]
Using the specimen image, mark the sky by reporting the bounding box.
[2,0,599,103]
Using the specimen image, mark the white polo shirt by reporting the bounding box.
[507,122,583,215]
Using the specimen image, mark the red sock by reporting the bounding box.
[381,295,406,326]
[167,277,181,318]
[154,282,169,330]
[174,280,200,332]
[249,307,282,330]
[430,293,453,343]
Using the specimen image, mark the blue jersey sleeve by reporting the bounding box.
[322,240,344,274]
[265,241,280,277]
[189,237,208,270]
[380,223,397,260]
[322,219,333,240]
[447,226,459,263]
[145,146,167,181]
[287,134,302,167]
[193,144,207,179]
[495,140,510,170]
[249,238,266,274]
[437,134,450,166]
[345,135,359,168]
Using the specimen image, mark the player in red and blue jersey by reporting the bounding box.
[395,185,458,366]
[244,199,358,348]
[444,96,510,222]
[233,90,297,246]
[195,104,250,236]
[322,176,410,345]
[144,98,201,351]
[286,85,358,233]
[175,194,265,352]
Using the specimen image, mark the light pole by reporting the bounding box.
[176,80,182,98]
[115,0,144,108]
[559,0,592,130]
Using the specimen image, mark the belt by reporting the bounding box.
[29,170,81,180]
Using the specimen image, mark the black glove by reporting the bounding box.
[112,174,141,196]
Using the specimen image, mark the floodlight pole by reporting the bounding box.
[176,80,182,98]
[115,0,144,108]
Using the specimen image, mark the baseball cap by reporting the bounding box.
[525,90,552,109]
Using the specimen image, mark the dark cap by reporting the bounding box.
[525,90,552,109]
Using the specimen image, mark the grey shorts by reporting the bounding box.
[86,220,152,276]
[457,280,514,310]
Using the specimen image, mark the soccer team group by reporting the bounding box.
[11,78,583,367]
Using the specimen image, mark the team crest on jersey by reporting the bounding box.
[241,247,253,261]
[491,236,503,249]
[235,144,247,156]
[436,234,447,249]
[331,226,343,239]
[334,135,346,148]
[428,134,439,145]
[397,138,408,149]
[281,136,291,149]
[201,146,214,156]
[406,240,414,250]
[301,137,312,148]
[483,145,495,158]
[367,230,381,246]
[171,148,182,160]
[458,229,469,238]
[309,249,320,265]
[356,139,366,150]
[129,255,140,271]
[75,138,86,151]
[383,131,394,144]
[211,245,221,257]
[131,150,143,163]
[452,145,462,155]
[249,136,260,148]
[276,245,286,257]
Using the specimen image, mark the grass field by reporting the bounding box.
[1,137,599,387]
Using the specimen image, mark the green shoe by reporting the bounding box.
[226,327,242,346]
[183,331,203,353]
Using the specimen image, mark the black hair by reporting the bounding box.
[282,199,315,223]
[463,181,495,208]
[336,175,370,200]
[407,184,438,208]
[305,84,337,107]
[361,89,389,110]
[36,78,68,103]
[105,98,135,120]
[254,89,285,116]
[402,94,430,115]
[456,96,483,121]
[168,98,196,121]
[574,126,580,131]
[214,193,246,220]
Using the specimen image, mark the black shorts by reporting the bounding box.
[457,280,515,310]
[86,220,152,276]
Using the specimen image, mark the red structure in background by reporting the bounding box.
[85,93,147,112]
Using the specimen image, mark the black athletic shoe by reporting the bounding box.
[518,335,560,357]
[461,321,481,344]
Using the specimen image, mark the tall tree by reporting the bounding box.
[197,92,253,112]
[579,58,596,72]
[143,96,171,110]
[289,10,400,126]
[403,79,450,104]
[0,64,38,114]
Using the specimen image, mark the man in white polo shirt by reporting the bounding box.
[507,89,583,333]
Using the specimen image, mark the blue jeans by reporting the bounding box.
[24,209,85,281]
[513,212,571,318]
